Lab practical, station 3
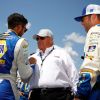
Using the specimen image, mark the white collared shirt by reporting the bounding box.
[29,45,78,92]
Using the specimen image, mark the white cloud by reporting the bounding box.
[63,32,85,44]
[62,32,84,68]
[64,44,78,57]
[62,32,84,57]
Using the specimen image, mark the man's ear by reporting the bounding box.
[16,25,22,34]
[91,14,97,24]
[17,25,22,30]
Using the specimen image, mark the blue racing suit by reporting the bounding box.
[0,30,33,100]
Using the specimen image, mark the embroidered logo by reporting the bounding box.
[88,45,96,52]
[0,40,7,58]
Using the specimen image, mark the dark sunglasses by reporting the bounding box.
[36,37,46,41]
[21,25,27,33]
[24,28,27,33]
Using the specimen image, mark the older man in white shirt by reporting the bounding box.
[29,29,79,100]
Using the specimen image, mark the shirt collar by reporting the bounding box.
[39,45,54,56]
[6,29,18,35]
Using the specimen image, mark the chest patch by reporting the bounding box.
[0,40,7,58]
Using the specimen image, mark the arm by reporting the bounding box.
[66,53,79,93]
[62,50,79,93]
[15,38,33,83]
[61,50,79,100]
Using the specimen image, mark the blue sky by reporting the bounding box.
[0,0,100,69]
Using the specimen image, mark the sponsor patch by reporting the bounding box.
[23,45,28,48]
[0,45,4,54]
[0,40,7,58]
[0,59,5,64]
[90,32,100,38]
[88,45,96,52]
[85,54,94,60]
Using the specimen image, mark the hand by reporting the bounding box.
[29,57,36,64]
[19,91,24,96]
[28,90,32,99]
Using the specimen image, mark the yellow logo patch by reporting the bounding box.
[0,40,7,58]
[0,59,5,64]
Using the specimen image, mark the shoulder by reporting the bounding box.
[54,45,63,52]
[53,45,70,56]
[29,50,39,58]
[15,38,29,54]
[17,38,29,48]
[89,24,100,33]
[87,25,100,40]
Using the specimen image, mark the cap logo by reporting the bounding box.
[90,9,94,12]
[82,7,86,15]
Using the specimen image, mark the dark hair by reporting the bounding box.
[8,13,28,29]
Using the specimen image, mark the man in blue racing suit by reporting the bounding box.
[0,13,35,100]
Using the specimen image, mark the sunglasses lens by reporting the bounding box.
[24,28,27,32]
[41,37,45,40]
[36,37,39,41]
[36,37,45,41]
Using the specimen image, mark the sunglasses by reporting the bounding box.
[21,25,27,32]
[36,37,46,41]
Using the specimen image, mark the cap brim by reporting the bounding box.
[32,34,46,39]
[74,15,85,22]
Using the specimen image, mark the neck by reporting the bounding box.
[42,49,45,53]
[40,45,53,53]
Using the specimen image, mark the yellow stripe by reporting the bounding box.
[80,68,96,82]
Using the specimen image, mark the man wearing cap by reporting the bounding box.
[0,13,35,100]
[74,4,100,100]
[28,29,79,100]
